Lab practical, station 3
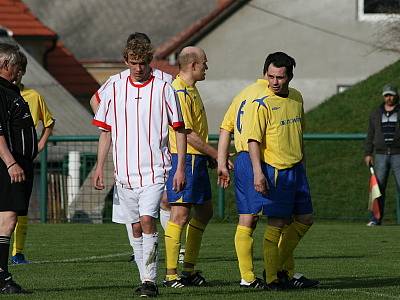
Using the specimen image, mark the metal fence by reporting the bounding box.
[30,133,399,224]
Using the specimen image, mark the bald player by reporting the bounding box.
[163,47,217,288]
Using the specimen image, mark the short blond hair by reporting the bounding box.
[123,39,153,64]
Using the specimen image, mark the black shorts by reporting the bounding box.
[0,156,33,215]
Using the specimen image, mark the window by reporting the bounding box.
[358,0,400,21]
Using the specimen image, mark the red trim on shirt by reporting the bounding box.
[95,91,101,103]
[113,82,119,176]
[128,75,154,88]
[125,78,132,188]
[92,119,111,131]
[172,121,185,129]
[148,80,155,184]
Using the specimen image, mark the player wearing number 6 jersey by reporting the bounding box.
[92,38,186,298]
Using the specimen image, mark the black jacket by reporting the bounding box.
[0,76,37,160]
[364,103,400,155]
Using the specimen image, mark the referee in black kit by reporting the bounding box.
[0,42,37,294]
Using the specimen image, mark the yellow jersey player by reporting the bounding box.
[218,76,268,289]
[12,51,55,265]
[164,46,217,288]
[243,52,319,290]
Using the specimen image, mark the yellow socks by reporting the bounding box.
[278,221,311,277]
[164,221,183,270]
[12,216,28,256]
[263,225,282,283]
[184,218,206,267]
[235,225,255,283]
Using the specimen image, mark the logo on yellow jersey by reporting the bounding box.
[280,116,301,126]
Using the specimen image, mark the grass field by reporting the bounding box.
[8,222,400,299]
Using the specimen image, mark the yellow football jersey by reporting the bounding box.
[20,85,54,128]
[220,79,268,153]
[243,87,304,169]
[169,75,208,155]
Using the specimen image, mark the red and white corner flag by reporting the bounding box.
[368,166,381,220]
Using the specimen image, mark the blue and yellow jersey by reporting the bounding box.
[20,85,54,128]
[169,75,208,155]
[243,86,304,169]
[220,79,268,153]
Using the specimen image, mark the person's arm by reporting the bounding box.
[0,135,25,183]
[248,139,268,195]
[92,131,111,190]
[90,93,100,114]
[38,121,55,152]
[173,127,187,192]
[364,112,375,167]
[217,128,231,188]
[187,130,218,159]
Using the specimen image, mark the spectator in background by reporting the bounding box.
[364,84,400,226]
[11,51,55,264]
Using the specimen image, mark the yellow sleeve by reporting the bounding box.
[175,90,194,131]
[220,100,236,133]
[38,94,54,128]
[242,99,268,144]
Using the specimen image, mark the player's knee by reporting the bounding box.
[294,214,313,226]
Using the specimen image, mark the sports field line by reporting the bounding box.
[26,252,132,264]
[328,288,400,299]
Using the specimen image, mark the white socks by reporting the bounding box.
[142,232,159,283]
[159,209,171,231]
[131,236,144,282]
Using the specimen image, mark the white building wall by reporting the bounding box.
[196,0,399,133]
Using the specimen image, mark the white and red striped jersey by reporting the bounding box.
[92,75,184,188]
[95,68,173,103]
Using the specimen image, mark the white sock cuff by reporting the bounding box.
[142,232,159,239]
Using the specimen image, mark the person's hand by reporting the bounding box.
[8,163,25,183]
[92,167,105,190]
[172,168,185,192]
[365,155,373,167]
[217,166,230,189]
[254,171,268,196]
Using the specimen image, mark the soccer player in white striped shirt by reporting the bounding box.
[92,38,186,297]
[89,33,174,261]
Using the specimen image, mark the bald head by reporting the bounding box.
[177,46,205,70]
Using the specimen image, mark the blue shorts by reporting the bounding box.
[262,161,313,218]
[167,154,212,204]
[234,152,266,214]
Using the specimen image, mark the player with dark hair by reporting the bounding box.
[243,52,319,290]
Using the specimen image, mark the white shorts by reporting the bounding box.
[112,183,164,224]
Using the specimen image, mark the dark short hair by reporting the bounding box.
[263,52,296,78]
[126,32,151,44]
